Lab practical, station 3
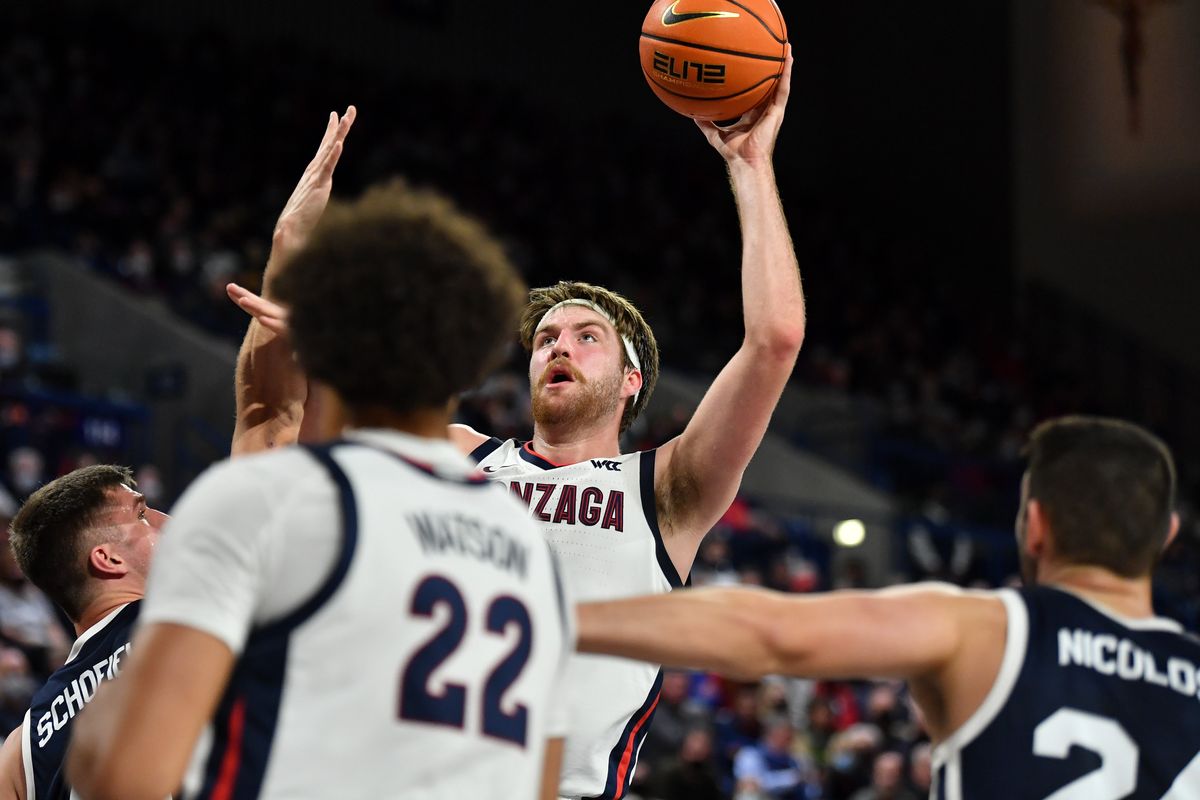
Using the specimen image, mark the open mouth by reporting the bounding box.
[546,364,576,385]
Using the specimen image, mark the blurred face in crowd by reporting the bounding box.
[807,698,834,732]
[680,729,713,764]
[734,685,760,723]
[529,305,632,432]
[764,719,793,753]
[8,447,44,497]
[909,744,932,791]
[0,528,23,582]
[0,326,22,370]
[661,670,690,705]
[873,751,904,791]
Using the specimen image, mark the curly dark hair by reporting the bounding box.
[9,464,135,621]
[274,181,526,415]
[519,281,659,433]
[1024,415,1176,578]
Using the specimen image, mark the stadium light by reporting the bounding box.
[834,519,866,548]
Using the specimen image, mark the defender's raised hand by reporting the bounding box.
[269,105,357,277]
[230,105,355,457]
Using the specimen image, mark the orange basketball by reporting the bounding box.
[639,0,787,123]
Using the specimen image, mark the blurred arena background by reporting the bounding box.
[0,1,1198,797]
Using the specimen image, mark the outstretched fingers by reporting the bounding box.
[317,105,357,180]
[227,283,290,335]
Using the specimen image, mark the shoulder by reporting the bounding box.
[448,423,492,456]
[175,446,331,510]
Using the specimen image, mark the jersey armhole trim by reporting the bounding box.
[639,449,685,589]
[21,710,34,800]
[932,589,1028,767]
[468,436,504,463]
[251,444,360,642]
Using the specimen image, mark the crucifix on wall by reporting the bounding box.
[1090,0,1178,135]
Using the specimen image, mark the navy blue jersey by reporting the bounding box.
[933,587,1200,800]
[22,602,140,800]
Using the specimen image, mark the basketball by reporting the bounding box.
[639,0,787,123]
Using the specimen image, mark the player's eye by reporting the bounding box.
[581,333,597,343]
[539,335,556,347]
[138,509,147,521]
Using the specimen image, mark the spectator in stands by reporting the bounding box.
[0,526,69,676]
[824,723,881,800]
[907,742,932,796]
[714,682,764,785]
[653,727,724,800]
[638,669,710,781]
[849,750,918,800]
[0,323,27,388]
[6,446,44,501]
[733,715,813,800]
[799,695,837,772]
[0,646,36,734]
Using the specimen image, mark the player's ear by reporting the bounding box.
[1164,511,1180,551]
[1024,499,1049,558]
[623,367,643,399]
[89,541,129,580]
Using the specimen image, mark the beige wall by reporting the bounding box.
[1013,0,1200,369]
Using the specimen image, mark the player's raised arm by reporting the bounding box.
[230,106,356,456]
[654,51,805,573]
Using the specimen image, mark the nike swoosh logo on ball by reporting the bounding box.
[661,0,740,26]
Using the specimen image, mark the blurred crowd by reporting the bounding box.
[0,9,1198,798]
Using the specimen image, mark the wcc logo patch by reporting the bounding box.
[591,459,622,472]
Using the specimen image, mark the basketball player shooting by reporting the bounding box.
[227,52,804,800]
[578,416,1200,799]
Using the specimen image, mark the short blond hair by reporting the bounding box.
[520,281,659,433]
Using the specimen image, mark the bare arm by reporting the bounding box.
[231,106,356,456]
[655,52,805,577]
[577,584,980,683]
[0,727,25,800]
[539,737,564,800]
[67,624,234,800]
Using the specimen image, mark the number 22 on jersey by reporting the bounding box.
[399,575,533,747]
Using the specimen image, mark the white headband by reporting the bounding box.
[538,299,642,403]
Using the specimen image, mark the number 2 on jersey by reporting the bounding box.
[399,575,533,747]
[1034,707,1200,800]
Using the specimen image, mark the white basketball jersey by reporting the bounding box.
[472,438,684,800]
[146,433,571,800]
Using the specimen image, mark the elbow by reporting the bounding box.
[717,590,799,680]
[748,322,806,363]
[750,593,809,678]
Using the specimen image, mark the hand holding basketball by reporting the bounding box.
[696,48,792,165]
